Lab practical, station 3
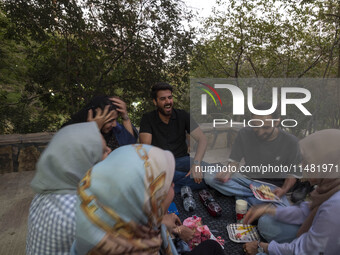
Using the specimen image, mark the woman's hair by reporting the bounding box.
[62,95,116,127]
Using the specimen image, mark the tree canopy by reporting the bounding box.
[1,0,194,133]
[1,0,339,134]
[190,0,340,135]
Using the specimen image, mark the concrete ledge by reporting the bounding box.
[0,132,54,145]
[0,124,240,174]
[0,133,55,174]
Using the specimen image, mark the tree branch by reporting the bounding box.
[323,29,340,78]
[297,52,323,78]
[247,55,259,78]
[214,55,232,77]
[97,41,134,87]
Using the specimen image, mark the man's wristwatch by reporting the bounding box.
[193,160,201,165]
[257,241,264,253]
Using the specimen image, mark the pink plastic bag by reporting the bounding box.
[183,216,211,249]
[183,216,225,249]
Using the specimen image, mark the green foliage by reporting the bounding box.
[1,0,194,132]
[190,0,340,135]
[191,0,338,78]
[2,0,340,134]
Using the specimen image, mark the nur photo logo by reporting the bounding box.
[196,81,312,128]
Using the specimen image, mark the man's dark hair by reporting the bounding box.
[151,82,173,100]
[251,102,279,119]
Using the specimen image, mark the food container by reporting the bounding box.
[226,224,260,243]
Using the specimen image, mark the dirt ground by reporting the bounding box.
[0,171,35,255]
[0,148,230,255]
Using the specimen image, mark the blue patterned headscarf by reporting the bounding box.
[72,144,177,255]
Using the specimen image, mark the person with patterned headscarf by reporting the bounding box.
[242,129,340,255]
[26,121,112,255]
[71,144,224,255]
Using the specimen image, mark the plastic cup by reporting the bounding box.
[236,199,248,223]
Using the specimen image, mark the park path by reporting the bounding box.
[0,171,35,255]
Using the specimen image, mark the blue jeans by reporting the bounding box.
[204,172,298,244]
[173,156,207,193]
[257,214,300,243]
[204,172,290,207]
[253,215,300,254]
[175,156,191,172]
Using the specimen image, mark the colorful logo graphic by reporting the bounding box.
[196,81,312,128]
[197,82,222,107]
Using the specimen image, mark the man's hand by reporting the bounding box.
[214,161,238,183]
[110,97,129,120]
[276,177,296,198]
[273,187,287,198]
[214,171,232,183]
[243,204,275,225]
[87,105,116,130]
[185,164,203,184]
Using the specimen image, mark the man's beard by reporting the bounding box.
[157,104,172,116]
[257,127,276,141]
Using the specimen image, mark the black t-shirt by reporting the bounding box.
[139,109,198,158]
[229,127,302,187]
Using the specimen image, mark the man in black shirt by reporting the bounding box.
[205,102,301,205]
[140,82,208,192]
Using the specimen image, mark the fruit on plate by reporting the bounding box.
[257,185,275,200]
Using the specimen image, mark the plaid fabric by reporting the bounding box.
[226,224,260,243]
[26,193,77,255]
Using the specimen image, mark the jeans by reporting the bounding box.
[204,172,298,244]
[173,156,207,193]
[204,172,290,207]
[257,214,300,243]
[175,156,192,172]
[252,215,300,255]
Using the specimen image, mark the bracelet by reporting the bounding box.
[257,241,264,253]
[176,226,181,235]
[122,115,129,121]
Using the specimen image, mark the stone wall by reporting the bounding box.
[0,124,240,174]
[0,133,54,174]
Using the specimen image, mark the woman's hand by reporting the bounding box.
[243,241,258,255]
[110,97,129,120]
[243,204,276,225]
[162,213,181,231]
[173,225,195,243]
[243,241,269,255]
[87,105,116,130]
[162,214,195,243]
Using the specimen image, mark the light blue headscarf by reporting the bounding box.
[31,122,103,194]
[72,144,178,255]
